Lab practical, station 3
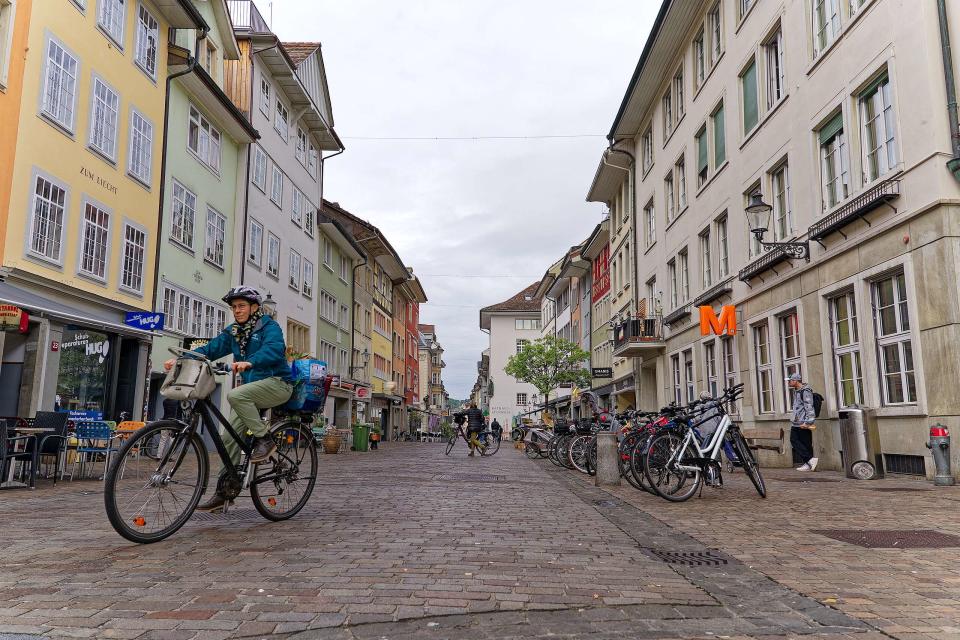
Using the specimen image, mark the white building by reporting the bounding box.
[480,283,543,429]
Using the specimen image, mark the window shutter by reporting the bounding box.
[819,112,844,145]
[859,73,888,99]
[697,131,708,172]
[742,61,758,132]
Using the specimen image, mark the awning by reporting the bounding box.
[0,281,157,339]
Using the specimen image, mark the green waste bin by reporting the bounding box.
[352,425,369,452]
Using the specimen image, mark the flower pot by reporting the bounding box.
[322,433,341,454]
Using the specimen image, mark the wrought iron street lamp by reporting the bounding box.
[349,348,370,375]
[745,192,810,261]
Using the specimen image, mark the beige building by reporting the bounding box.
[588,0,960,478]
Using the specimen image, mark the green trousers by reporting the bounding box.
[222,376,293,465]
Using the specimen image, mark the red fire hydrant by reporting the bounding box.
[926,424,955,486]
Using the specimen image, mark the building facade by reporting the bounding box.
[582,219,614,409]
[596,0,960,477]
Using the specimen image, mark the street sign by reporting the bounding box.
[125,312,165,331]
[592,367,613,378]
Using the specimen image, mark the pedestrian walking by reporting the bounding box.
[787,372,818,471]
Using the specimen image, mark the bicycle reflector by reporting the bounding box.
[133,516,146,527]
[268,498,277,507]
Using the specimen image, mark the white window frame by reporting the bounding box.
[323,236,332,267]
[813,0,841,58]
[872,272,916,405]
[704,341,719,398]
[339,255,349,282]
[764,27,785,110]
[708,2,722,65]
[694,29,706,88]
[41,37,79,132]
[259,76,271,116]
[641,125,653,174]
[664,171,675,223]
[516,393,527,406]
[271,166,283,207]
[0,0,17,89]
[643,199,655,248]
[308,144,318,178]
[683,348,695,403]
[699,229,712,289]
[753,322,775,414]
[678,248,689,303]
[516,339,528,355]
[675,155,687,211]
[302,259,314,298]
[671,353,682,404]
[128,108,153,185]
[204,206,226,269]
[247,218,263,267]
[673,68,685,120]
[779,311,802,408]
[662,90,673,139]
[304,202,315,237]
[266,232,280,278]
[829,290,864,408]
[860,75,898,184]
[296,127,308,166]
[291,187,303,227]
[79,201,110,281]
[820,117,850,210]
[716,215,729,278]
[289,250,302,291]
[275,99,289,141]
[771,161,792,241]
[97,0,125,47]
[721,335,738,413]
[170,180,196,249]
[252,146,267,192]
[88,75,119,160]
[134,3,158,79]
[668,259,678,309]
[188,105,221,174]
[119,221,146,294]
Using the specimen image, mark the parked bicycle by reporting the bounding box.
[103,348,318,544]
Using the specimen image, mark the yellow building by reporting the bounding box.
[0,0,205,419]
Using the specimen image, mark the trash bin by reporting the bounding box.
[838,406,884,480]
[352,424,369,452]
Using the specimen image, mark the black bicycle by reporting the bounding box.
[103,348,319,544]
[444,424,501,456]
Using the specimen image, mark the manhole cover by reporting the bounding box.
[434,473,504,483]
[189,508,263,522]
[647,550,728,566]
[775,477,842,483]
[813,529,960,548]
[871,487,931,493]
[593,499,620,508]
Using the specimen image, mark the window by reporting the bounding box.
[188,106,221,173]
[699,229,712,289]
[813,0,841,57]
[190,299,203,336]
[275,99,289,141]
[860,75,897,183]
[79,203,109,279]
[170,181,196,249]
[134,4,158,78]
[645,278,656,316]
[319,341,336,372]
[674,68,685,119]
[304,202,314,237]
[252,146,267,192]
[741,58,758,134]
[340,304,350,330]
[296,128,307,166]
[694,30,706,88]
[849,0,867,17]
[97,0,125,45]
[671,354,682,404]
[319,291,338,324]
[323,236,332,266]
[516,393,527,406]
[259,77,271,116]
[128,110,153,184]
[668,259,678,309]
[829,291,863,407]
[705,341,719,398]
[339,255,349,281]
[753,323,774,413]
[722,336,738,412]
[271,166,283,206]
[41,39,79,131]
[203,40,217,77]
[248,218,263,266]
[662,91,672,139]
[516,339,529,354]
[515,319,541,330]
[291,188,304,226]
[746,185,764,257]
[641,126,653,173]
[203,304,215,338]
[696,126,708,187]
[308,144,318,178]
[120,223,146,293]
[89,77,119,159]
[711,101,726,167]
[675,156,687,211]
[28,178,66,271]
[716,215,729,278]
[0,0,16,87]
[771,162,792,240]
[204,207,225,268]
[764,28,785,109]
[643,199,655,248]
[288,250,301,290]
[708,3,722,64]
[779,312,802,407]
[683,349,695,403]
[678,248,689,303]
[287,320,311,356]
[302,260,314,298]
[819,112,850,210]
[738,0,755,20]
[664,172,675,223]
[873,272,916,404]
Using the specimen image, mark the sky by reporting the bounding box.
[272,1,659,399]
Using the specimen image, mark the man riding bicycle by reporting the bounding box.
[163,286,293,511]
[459,403,485,456]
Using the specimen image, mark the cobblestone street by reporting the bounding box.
[0,442,958,639]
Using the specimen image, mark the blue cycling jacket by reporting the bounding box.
[191,315,293,384]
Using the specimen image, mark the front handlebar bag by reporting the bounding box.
[160,358,217,401]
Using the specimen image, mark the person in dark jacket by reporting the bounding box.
[163,286,293,510]
[490,418,503,440]
[463,403,485,456]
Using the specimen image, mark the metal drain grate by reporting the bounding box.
[593,499,620,508]
[813,529,960,548]
[189,508,264,522]
[647,550,729,566]
[434,473,504,483]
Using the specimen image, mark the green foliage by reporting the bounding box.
[503,335,591,402]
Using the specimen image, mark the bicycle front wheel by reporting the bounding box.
[479,432,501,456]
[445,435,456,455]
[104,420,208,544]
[251,422,318,521]
[567,435,590,473]
[729,428,766,498]
[643,431,701,503]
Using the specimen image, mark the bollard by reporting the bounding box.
[595,432,621,487]
[926,424,955,486]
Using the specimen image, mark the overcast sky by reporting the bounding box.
[272,1,658,399]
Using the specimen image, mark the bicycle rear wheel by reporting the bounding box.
[524,441,542,459]
[104,420,208,544]
[251,422,319,521]
[445,435,456,455]
[619,433,643,490]
[567,435,590,473]
[729,428,766,498]
[643,431,701,503]
[547,435,565,467]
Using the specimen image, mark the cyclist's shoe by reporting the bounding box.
[468,451,475,457]
[250,436,277,463]
[196,493,229,512]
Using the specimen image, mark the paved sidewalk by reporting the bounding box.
[0,441,950,638]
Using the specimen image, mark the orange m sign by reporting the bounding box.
[700,305,737,336]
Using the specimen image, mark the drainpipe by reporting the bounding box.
[320,147,345,209]
[937,0,960,181]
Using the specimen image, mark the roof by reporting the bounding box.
[321,200,410,282]
[480,282,541,330]
[282,42,321,66]
[418,324,436,333]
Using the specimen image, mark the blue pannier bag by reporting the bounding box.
[285,359,329,412]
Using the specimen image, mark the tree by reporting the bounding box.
[503,335,591,408]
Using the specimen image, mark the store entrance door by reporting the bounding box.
[112,338,140,419]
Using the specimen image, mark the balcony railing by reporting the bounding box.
[612,316,665,356]
[808,178,900,242]
[227,0,271,33]
[662,304,692,327]
[738,247,792,282]
[691,277,734,307]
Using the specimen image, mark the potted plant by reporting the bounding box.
[369,425,382,449]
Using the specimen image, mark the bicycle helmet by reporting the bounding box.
[222,286,262,305]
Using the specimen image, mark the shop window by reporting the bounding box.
[56,328,111,416]
[671,353,682,404]
[704,341,718,398]
[721,336,738,413]
[683,349,695,403]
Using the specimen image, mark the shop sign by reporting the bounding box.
[80,166,118,195]
[125,312,165,331]
[355,386,370,399]
[592,367,613,378]
[699,305,737,336]
[60,332,111,364]
[0,304,29,333]
[391,398,402,406]
[64,409,104,420]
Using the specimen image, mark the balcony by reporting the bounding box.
[738,247,793,282]
[808,178,900,243]
[227,0,271,33]
[662,304,692,327]
[612,316,665,357]
[691,277,734,307]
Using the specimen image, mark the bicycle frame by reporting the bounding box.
[671,413,733,473]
